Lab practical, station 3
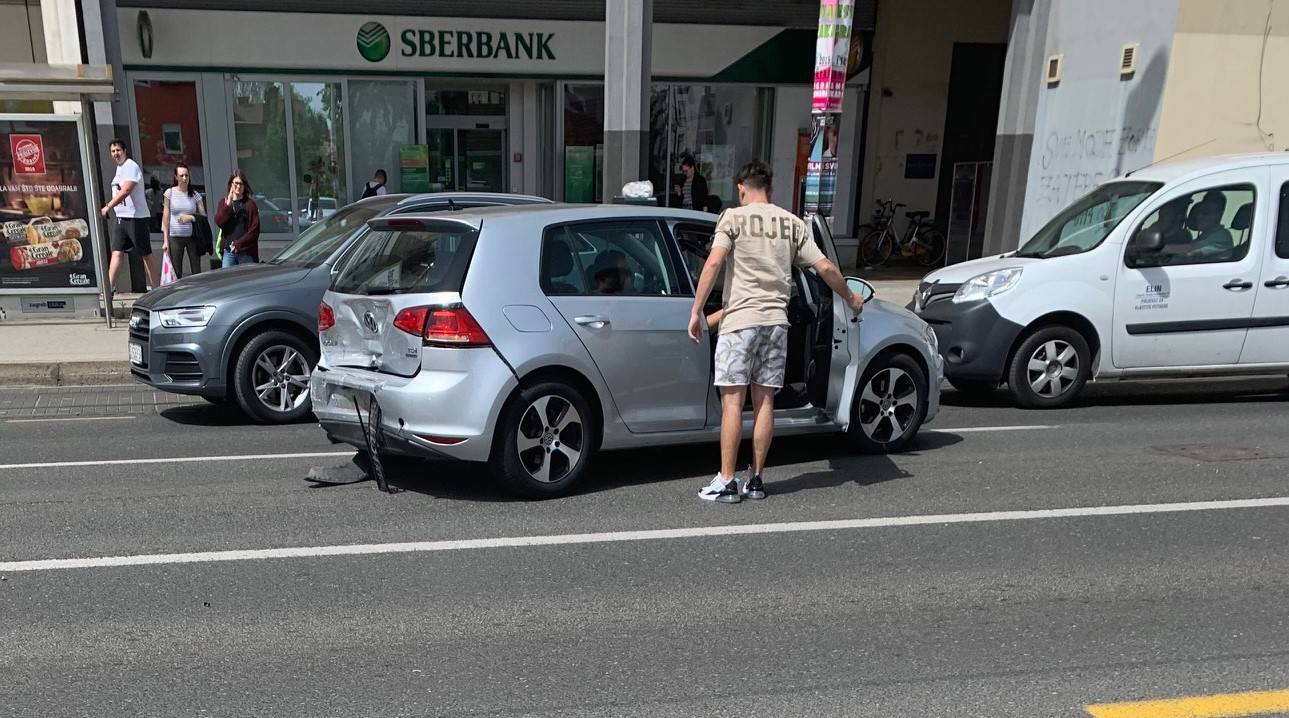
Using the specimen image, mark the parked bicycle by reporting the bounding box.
[858,199,946,267]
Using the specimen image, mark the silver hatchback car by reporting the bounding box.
[311,204,942,497]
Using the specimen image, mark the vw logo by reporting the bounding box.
[363,311,379,333]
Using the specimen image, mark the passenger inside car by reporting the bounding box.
[1146,197,1193,247]
[1184,192,1234,260]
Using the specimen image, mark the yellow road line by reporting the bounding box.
[1087,688,1289,718]
[5,416,135,424]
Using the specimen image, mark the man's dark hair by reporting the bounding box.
[735,160,772,190]
[375,168,387,180]
[108,138,129,154]
[680,154,696,169]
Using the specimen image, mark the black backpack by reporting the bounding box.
[360,181,383,200]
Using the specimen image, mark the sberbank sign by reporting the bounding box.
[356,21,556,63]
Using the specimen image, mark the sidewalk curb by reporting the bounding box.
[0,361,132,387]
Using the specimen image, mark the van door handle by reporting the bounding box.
[1223,279,1254,291]
[1264,276,1289,288]
[573,315,610,329]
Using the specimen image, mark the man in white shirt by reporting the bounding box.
[361,169,388,199]
[100,139,159,296]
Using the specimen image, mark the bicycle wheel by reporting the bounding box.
[859,229,893,267]
[913,228,946,267]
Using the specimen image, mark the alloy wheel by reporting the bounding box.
[251,345,311,414]
[1026,339,1079,398]
[516,394,585,483]
[858,367,919,443]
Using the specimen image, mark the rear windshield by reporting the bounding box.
[332,224,479,296]
[270,198,400,267]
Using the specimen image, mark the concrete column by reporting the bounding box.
[602,0,652,202]
[981,0,1051,256]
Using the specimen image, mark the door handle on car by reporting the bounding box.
[1223,279,1254,291]
[1264,276,1289,288]
[573,315,610,329]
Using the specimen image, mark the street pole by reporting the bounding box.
[804,0,855,222]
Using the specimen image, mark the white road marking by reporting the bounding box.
[0,451,353,471]
[6,416,135,424]
[4,496,1287,573]
[930,425,1059,434]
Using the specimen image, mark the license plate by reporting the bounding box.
[129,342,144,366]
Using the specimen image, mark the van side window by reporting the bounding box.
[1277,183,1289,259]
[1127,185,1255,268]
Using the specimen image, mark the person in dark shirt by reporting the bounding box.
[214,169,261,267]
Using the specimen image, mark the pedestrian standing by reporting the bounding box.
[688,160,862,503]
[161,163,206,278]
[361,169,388,199]
[100,139,160,298]
[214,170,260,268]
[671,155,710,212]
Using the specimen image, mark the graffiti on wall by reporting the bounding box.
[1033,123,1157,212]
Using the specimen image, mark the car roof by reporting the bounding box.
[1122,151,1289,184]
[338,191,553,215]
[385,203,717,226]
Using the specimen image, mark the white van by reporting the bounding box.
[916,153,1289,407]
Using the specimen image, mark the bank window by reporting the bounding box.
[162,123,182,154]
[230,80,292,235]
[1128,185,1255,268]
[541,222,680,297]
[1277,182,1289,259]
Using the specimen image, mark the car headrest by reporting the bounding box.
[544,240,576,277]
[1231,203,1253,231]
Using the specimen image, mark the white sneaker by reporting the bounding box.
[698,474,741,503]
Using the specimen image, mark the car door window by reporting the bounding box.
[1277,182,1289,259]
[1127,185,1255,268]
[541,221,681,297]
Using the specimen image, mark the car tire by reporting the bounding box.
[946,377,998,398]
[1006,325,1090,409]
[848,352,929,453]
[490,380,597,499]
[232,330,317,424]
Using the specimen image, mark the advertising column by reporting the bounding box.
[804,0,854,219]
[0,115,101,302]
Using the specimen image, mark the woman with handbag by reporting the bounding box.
[214,169,261,268]
[161,163,206,278]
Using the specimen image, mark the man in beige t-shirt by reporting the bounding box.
[688,160,862,503]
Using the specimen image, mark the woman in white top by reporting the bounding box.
[162,163,206,278]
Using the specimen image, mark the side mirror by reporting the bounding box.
[845,277,876,303]
[1131,227,1166,254]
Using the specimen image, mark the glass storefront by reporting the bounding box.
[229,80,293,235]
[132,79,208,234]
[424,86,508,193]
[290,82,346,231]
[562,83,775,209]
[348,80,417,199]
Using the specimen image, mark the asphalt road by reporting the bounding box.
[2,378,1289,717]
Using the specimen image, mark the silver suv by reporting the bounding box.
[311,205,943,497]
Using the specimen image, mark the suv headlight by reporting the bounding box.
[952,268,1023,304]
[156,305,216,328]
[923,323,939,355]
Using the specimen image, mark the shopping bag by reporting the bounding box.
[212,228,223,260]
[160,252,177,286]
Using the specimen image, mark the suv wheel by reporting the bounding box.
[848,353,928,453]
[1006,325,1090,409]
[491,381,597,499]
[232,330,317,424]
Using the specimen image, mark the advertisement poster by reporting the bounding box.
[398,144,430,194]
[811,0,855,114]
[0,117,99,292]
[803,115,839,217]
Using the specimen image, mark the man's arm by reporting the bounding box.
[812,257,864,316]
[100,179,136,217]
[687,245,728,342]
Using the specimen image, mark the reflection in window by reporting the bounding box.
[230,80,292,234]
[426,89,506,116]
[348,80,416,200]
[563,85,603,203]
[292,82,346,232]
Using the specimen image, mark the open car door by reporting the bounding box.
[811,214,862,429]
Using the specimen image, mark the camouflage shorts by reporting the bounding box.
[713,325,789,388]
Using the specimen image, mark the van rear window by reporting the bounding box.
[332,225,478,296]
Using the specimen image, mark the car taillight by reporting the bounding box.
[392,306,429,336]
[424,306,490,347]
[318,302,335,331]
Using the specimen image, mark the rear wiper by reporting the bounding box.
[362,286,417,296]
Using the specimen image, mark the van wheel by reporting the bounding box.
[232,330,317,424]
[1007,326,1090,409]
[491,381,597,499]
[848,353,928,453]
